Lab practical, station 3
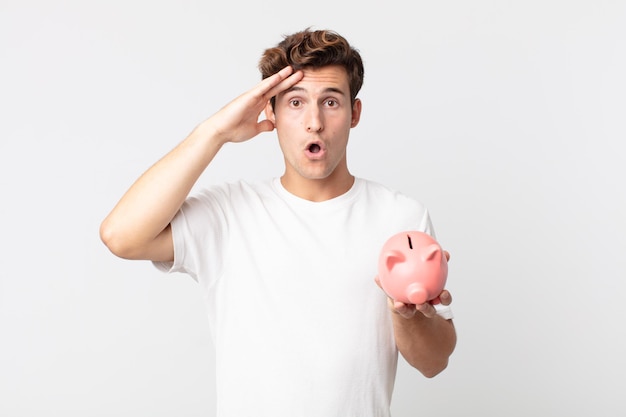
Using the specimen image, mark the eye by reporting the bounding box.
[325,99,338,107]
[289,99,302,108]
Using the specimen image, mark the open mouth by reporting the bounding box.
[305,141,325,159]
[308,143,322,154]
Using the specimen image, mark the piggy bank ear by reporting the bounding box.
[422,244,441,262]
[385,250,406,271]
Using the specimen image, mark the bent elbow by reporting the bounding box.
[99,220,135,259]
[419,359,449,379]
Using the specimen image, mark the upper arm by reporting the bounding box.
[100,222,174,262]
[142,224,174,262]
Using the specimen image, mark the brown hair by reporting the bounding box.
[258,28,364,107]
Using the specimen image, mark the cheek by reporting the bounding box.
[276,130,297,152]
[275,116,302,134]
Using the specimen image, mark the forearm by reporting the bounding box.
[392,311,456,378]
[100,119,224,259]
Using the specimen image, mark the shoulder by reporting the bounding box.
[174,179,276,228]
[356,177,433,233]
[357,178,427,211]
[189,179,274,206]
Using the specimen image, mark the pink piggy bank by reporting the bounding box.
[377,231,448,305]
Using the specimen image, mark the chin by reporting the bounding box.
[303,167,337,180]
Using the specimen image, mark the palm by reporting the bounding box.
[209,66,303,144]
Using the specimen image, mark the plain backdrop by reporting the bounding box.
[1,0,625,416]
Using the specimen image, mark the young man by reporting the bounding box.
[101,28,456,416]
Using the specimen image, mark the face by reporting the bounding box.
[266,65,361,189]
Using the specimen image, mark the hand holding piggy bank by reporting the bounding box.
[377,231,448,305]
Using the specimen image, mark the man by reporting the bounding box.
[101,28,456,416]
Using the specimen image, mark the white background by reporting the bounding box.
[1,0,625,415]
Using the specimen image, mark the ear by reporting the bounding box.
[422,244,441,262]
[385,249,406,272]
[264,100,276,124]
[350,98,362,128]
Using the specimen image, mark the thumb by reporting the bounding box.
[257,119,275,133]
[374,275,382,289]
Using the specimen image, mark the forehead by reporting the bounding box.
[286,65,350,95]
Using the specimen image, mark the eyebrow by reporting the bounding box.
[283,86,347,96]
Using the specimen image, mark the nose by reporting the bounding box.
[305,107,323,132]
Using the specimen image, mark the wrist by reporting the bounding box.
[192,119,229,148]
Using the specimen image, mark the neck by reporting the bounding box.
[280,171,355,202]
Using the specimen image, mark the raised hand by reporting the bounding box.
[206,66,304,145]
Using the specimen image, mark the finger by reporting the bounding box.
[439,290,452,306]
[393,301,417,319]
[246,66,293,101]
[415,302,437,318]
[257,66,294,91]
[444,250,451,261]
[265,70,303,100]
[257,66,303,99]
[256,119,275,133]
[374,275,382,289]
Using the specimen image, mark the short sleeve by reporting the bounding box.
[152,186,230,287]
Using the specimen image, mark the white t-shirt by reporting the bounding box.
[156,177,452,417]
